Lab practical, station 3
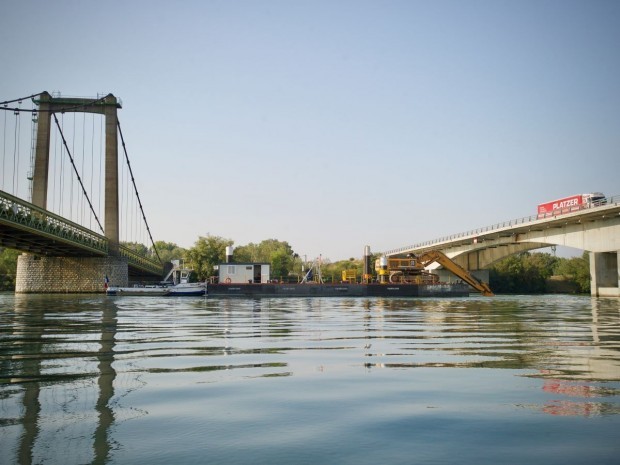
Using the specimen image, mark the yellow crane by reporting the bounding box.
[377,250,494,296]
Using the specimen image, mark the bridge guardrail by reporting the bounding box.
[0,190,108,254]
[119,245,163,276]
[383,194,620,256]
[1,190,163,276]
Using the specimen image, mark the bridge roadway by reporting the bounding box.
[0,190,162,278]
[383,195,620,297]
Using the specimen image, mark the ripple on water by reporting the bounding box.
[0,294,619,464]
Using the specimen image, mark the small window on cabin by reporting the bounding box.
[227,265,236,274]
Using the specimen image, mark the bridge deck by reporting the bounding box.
[384,196,620,257]
[0,190,162,277]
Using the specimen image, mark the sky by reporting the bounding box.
[2,0,619,261]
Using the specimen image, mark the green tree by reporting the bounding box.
[151,241,188,264]
[490,251,592,294]
[527,253,559,280]
[121,241,149,255]
[270,249,293,280]
[186,235,233,280]
[490,252,552,293]
[321,258,363,283]
[233,239,296,279]
[554,252,591,293]
[521,253,556,293]
[0,248,20,291]
[490,254,524,293]
[233,243,260,262]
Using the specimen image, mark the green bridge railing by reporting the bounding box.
[119,245,163,276]
[0,190,163,276]
[0,190,108,254]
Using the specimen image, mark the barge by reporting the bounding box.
[205,246,492,298]
[206,281,471,298]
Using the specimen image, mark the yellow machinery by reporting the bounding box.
[342,269,357,283]
[376,250,494,296]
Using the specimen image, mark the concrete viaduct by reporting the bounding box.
[383,199,620,297]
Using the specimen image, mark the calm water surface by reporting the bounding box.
[1,294,619,464]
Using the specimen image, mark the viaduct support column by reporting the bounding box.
[590,251,620,297]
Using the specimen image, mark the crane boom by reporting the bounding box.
[416,250,494,296]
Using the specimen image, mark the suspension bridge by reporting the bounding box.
[1,91,162,292]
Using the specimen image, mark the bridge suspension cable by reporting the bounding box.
[12,106,21,196]
[0,92,110,114]
[1,98,38,200]
[2,106,5,189]
[117,119,161,263]
[0,92,44,107]
[51,113,104,233]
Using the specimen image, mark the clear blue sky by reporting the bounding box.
[2,0,619,261]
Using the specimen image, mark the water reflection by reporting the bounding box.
[1,295,120,464]
[93,298,117,464]
[0,294,619,464]
[538,377,620,416]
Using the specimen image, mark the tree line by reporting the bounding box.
[0,235,592,294]
[489,250,590,294]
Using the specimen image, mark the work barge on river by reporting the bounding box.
[204,246,493,298]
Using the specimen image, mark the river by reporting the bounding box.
[1,293,619,464]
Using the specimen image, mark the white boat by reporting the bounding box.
[167,281,206,296]
[105,260,206,296]
[163,261,206,296]
[106,284,170,296]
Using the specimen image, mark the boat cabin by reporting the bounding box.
[162,260,196,285]
[216,262,270,284]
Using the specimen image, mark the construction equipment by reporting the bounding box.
[376,250,494,296]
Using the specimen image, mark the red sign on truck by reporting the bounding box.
[537,195,583,218]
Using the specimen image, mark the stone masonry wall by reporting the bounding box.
[16,255,128,293]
